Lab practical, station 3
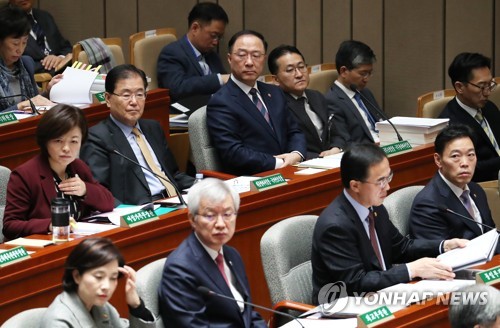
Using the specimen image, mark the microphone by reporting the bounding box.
[197,286,305,328]
[437,205,498,232]
[0,94,40,115]
[349,84,402,141]
[105,146,187,208]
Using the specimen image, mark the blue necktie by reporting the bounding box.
[354,93,377,131]
[27,13,47,54]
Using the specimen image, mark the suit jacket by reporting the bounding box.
[325,83,383,149]
[157,35,226,103]
[311,192,441,300]
[439,98,500,182]
[207,79,307,176]
[80,117,194,206]
[41,291,156,328]
[285,89,337,159]
[23,8,72,74]
[158,232,266,328]
[0,56,39,113]
[410,172,499,253]
[3,154,114,240]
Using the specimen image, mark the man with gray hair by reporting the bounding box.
[158,178,266,327]
[448,284,500,328]
[325,40,384,150]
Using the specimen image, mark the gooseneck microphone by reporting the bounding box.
[0,94,39,115]
[105,146,187,208]
[197,286,305,328]
[349,84,403,141]
[437,205,498,232]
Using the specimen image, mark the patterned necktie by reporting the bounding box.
[460,190,482,232]
[367,210,383,267]
[353,93,377,131]
[27,13,47,53]
[197,55,211,75]
[131,128,177,197]
[249,88,271,125]
[215,252,229,285]
[475,110,500,156]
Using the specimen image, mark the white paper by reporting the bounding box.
[50,67,98,104]
[279,317,357,328]
[224,176,260,193]
[295,168,327,175]
[72,222,119,235]
[298,153,343,169]
[5,238,54,248]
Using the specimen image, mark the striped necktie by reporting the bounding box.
[475,110,500,156]
[249,88,271,125]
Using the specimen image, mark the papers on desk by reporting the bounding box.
[170,113,188,128]
[73,222,118,235]
[5,238,54,248]
[298,153,343,169]
[279,318,357,328]
[376,117,449,146]
[50,67,98,104]
[224,176,260,193]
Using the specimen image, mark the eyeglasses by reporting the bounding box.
[111,92,147,101]
[283,64,308,75]
[209,32,223,41]
[351,69,373,79]
[232,51,265,61]
[467,80,497,94]
[361,171,393,189]
[196,212,237,222]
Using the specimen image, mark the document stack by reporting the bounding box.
[376,117,449,147]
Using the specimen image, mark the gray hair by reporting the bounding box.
[187,178,240,215]
[449,284,500,328]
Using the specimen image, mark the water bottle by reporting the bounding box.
[193,173,204,185]
[51,198,70,244]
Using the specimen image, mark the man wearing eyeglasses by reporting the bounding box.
[268,45,342,159]
[311,143,467,299]
[158,178,267,327]
[157,2,230,105]
[207,30,306,176]
[325,40,384,150]
[81,64,194,206]
[439,52,500,182]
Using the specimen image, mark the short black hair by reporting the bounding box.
[105,64,147,94]
[228,30,268,54]
[434,124,475,156]
[62,238,125,293]
[448,52,491,87]
[36,104,88,158]
[0,5,30,41]
[267,44,305,75]
[335,40,376,70]
[341,143,387,189]
[188,2,228,27]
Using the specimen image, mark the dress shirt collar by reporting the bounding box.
[194,232,224,260]
[230,74,257,95]
[110,115,142,137]
[455,96,479,117]
[288,92,308,102]
[438,170,470,198]
[335,80,356,99]
[343,189,370,222]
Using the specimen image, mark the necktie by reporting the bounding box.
[249,88,271,125]
[297,96,323,139]
[367,210,384,267]
[215,252,229,285]
[27,13,47,53]
[197,55,211,75]
[353,93,377,131]
[131,128,177,197]
[460,190,482,232]
[475,110,500,156]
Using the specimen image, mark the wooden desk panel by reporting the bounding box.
[0,89,170,170]
[0,144,437,324]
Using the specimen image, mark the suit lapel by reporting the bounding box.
[286,93,323,143]
[139,121,176,182]
[180,36,204,76]
[334,85,374,142]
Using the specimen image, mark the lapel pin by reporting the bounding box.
[374,212,378,217]
[268,93,271,98]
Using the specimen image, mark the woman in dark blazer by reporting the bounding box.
[2,104,114,240]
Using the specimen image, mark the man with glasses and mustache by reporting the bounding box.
[268,45,342,159]
[157,2,230,105]
[311,143,467,299]
[325,40,384,150]
[439,52,500,182]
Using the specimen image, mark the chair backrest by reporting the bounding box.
[260,215,318,307]
[383,185,425,236]
[416,89,456,118]
[188,106,222,172]
[478,179,500,228]
[1,308,47,328]
[72,37,125,67]
[0,165,11,244]
[129,28,177,90]
[136,257,166,327]
[308,63,338,94]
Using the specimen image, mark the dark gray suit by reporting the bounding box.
[80,117,194,206]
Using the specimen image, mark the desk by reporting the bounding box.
[0,89,171,170]
[0,144,437,323]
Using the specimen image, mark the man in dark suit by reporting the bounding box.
[81,65,193,206]
[410,125,499,253]
[268,45,342,159]
[158,178,267,327]
[157,2,229,104]
[325,40,384,150]
[10,0,72,74]
[207,30,306,176]
[438,52,500,182]
[311,143,466,301]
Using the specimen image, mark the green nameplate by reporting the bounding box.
[357,306,395,328]
[0,246,30,267]
[0,112,19,125]
[120,209,158,228]
[476,265,500,285]
[93,92,106,104]
[381,140,412,156]
[251,173,287,192]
